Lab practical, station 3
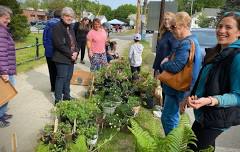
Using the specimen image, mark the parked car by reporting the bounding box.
[34,21,47,30]
[191,28,217,60]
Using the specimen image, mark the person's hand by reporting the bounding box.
[88,52,93,59]
[179,99,188,114]
[161,57,169,64]
[187,96,212,109]
[71,52,78,61]
[1,75,9,81]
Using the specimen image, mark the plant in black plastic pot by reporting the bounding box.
[59,122,72,142]
[41,124,53,144]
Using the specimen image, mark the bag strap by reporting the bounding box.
[169,39,195,63]
[187,39,195,65]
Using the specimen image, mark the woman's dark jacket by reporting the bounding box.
[73,22,89,43]
[192,41,240,129]
[52,19,79,64]
[152,31,178,72]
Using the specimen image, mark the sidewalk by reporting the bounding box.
[0,39,131,152]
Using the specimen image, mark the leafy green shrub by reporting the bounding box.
[10,14,30,40]
[128,96,141,108]
[35,142,50,152]
[0,0,30,40]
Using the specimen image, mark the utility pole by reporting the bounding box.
[135,0,141,34]
[190,0,194,16]
[140,0,148,39]
[157,0,165,39]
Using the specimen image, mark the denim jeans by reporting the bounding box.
[55,63,74,102]
[161,94,183,135]
[0,75,16,118]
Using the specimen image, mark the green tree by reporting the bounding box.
[113,4,136,23]
[70,0,98,18]
[37,0,71,10]
[0,0,30,40]
[21,0,40,10]
[100,5,113,20]
[218,0,240,20]
[0,0,22,14]
[70,0,113,20]
[10,15,30,40]
[84,0,99,16]
[178,0,225,15]
[70,0,82,18]
[197,14,213,28]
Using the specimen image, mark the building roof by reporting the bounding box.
[202,8,220,17]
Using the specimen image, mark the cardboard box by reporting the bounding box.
[71,70,93,86]
[0,78,17,106]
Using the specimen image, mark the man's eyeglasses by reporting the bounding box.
[224,11,240,17]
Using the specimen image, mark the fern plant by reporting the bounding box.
[128,119,157,152]
[129,114,198,152]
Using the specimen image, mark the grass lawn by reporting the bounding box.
[15,33,45,73]
[141,40,155,71]
[122,40,155,71]
[97,39,161,151]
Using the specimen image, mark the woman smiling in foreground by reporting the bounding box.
[186,12,240,151]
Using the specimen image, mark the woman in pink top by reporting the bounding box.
[87,18,108,71]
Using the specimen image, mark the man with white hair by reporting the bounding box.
[52,7,79,103]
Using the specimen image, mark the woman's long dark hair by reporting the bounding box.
[204,12,240,63]
[78,17,90,31]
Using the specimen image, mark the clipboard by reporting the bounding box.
[71,70,93,86]
[0,78,17,106]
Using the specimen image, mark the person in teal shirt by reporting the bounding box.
[184,12,240,151]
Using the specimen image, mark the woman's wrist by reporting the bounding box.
[207,96,218,106]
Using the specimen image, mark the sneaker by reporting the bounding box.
[50,92,55,101]
[3,113,13,120]
[153,110,162,118]
[80,60,85,64]
[0,120,10,128]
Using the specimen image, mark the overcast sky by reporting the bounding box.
[97,0,137,9]
[98,0,164,9]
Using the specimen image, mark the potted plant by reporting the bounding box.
[128,96,141,116]
[105,94,122,107]
[50,130,63,145]
[41,124,53,144]
[105,114,123,130]
[115,104,134,117]
[59,122,72,142]
[102,99,117,115]
[85,126,98,146]
[55,100,79,123]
